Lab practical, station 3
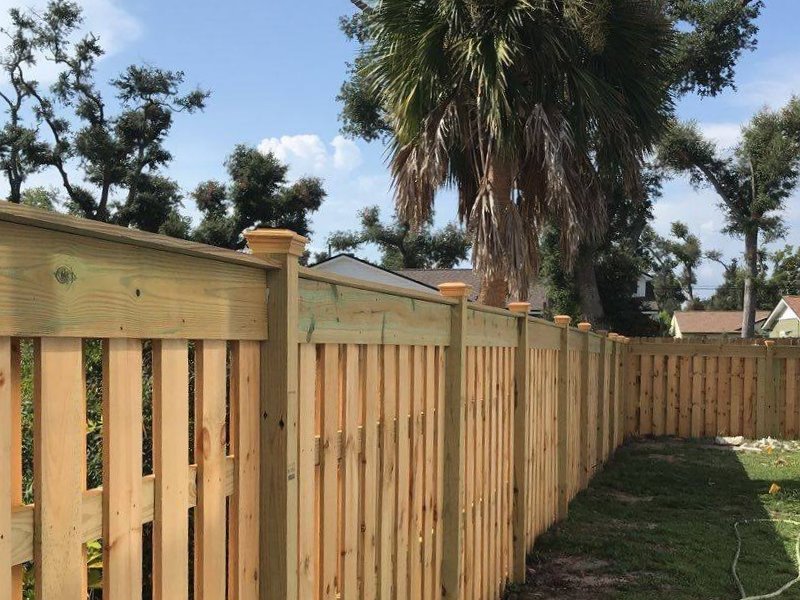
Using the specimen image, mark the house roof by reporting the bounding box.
[762,296,800,330]
[672,310,769,335]
[396,268,548,310]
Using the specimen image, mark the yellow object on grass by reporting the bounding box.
[769,483,781,495]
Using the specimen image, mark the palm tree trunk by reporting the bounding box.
[478,271,508,307]
[741,228,758,338]
[574,244,605,326]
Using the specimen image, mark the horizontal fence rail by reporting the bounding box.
[0,202,630,600]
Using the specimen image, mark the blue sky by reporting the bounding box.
[6,0,800,297]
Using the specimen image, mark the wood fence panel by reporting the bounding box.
[362,344,380,600]
[731,357,744,436]
[717,357,731,436]
[0,338,12,599]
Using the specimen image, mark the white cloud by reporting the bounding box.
[699,122,742,150]
[331,135,363,170]
[257,134,363,174]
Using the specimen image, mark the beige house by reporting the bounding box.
[762,296,800,338]
[670,310,769,339]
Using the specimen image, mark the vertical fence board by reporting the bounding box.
[229,340,261,600]
[423,346,436,600]
[362,345,380,600]
[0,338,11,599]
[34,337,85,600]
[704,356,718,435]
[743,358,756,438]
[153,340,189,600]
[788,358,798,439]
[320,345,339,600]
[395,345,411,600]
[379,346,397,600]
[690,355,704,438]
[195,340,228,600]
[297,344,318,599]
[678,357,691,438]
[342,345,360,599]
[717,357,731,436]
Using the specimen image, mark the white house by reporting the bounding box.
[762,296,800,338]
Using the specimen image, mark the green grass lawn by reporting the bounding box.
[512,439,800,600]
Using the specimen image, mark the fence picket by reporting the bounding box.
[195,340,228,600]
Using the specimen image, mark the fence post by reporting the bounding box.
[763,340,778,437]
[554,315,571,520]
[438,282,471,599]
[244,229,308,600]
[607,334,619,453]
[577,322,591,489]
[596,330,608,469]
[508,301,530,584]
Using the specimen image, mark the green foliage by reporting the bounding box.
[338,0,673,301]
[647,221,704,303]
[326,205,470,269]
[658,98,800,332]
[668,0,763,97]
[0,0,208,235]
[20,186,59,211]
[192,145,326,249]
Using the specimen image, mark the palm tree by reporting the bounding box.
[361,0,673,306]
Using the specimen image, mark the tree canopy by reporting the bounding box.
[192,144,326,250]
[0,0,208,233]
[657,97,800,335]
[325,205,470,269]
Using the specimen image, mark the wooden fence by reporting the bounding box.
[626,338,800,440]
[0,202,627,600]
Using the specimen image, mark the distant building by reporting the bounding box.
[762,296,800,338]
[670,310,769,339]
[312,254,654,318]
[311,254,547,315]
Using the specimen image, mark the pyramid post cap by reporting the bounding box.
[507,301,531,314]
[244,228,309,257]
[438,282,472,298]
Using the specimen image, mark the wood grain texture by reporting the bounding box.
[298,277,451,346]
[194,340,228,600]
[0,220,268,340]
[33,337,85,600]
[152,339,190,600]
[11,458,236,567]
[103,338,144,598]
[229,341,261,600]
[0,338,12,599]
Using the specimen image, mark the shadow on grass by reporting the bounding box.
[515,440,800,600]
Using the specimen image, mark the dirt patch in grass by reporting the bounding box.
[508,556,634,599]
[648,453,684,464]
[607,490,654,504]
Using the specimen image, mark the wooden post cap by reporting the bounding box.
[507,302,530,314]
[554,315,571,327]
[577,322,592,332]
[438,282,472,298]
[608,333,619,341]
[244,228,309,257]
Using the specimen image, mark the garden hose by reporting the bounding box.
[733,519,800,600]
